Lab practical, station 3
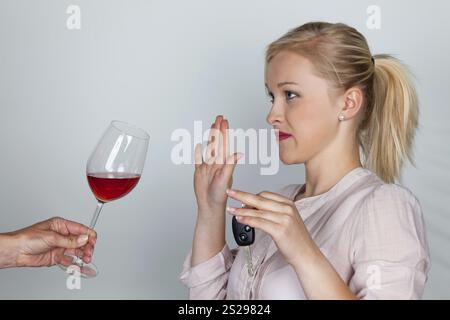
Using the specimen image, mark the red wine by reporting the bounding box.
[87,172,141,202]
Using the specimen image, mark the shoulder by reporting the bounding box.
[358,182,423,218]
[346,172,427,247]
[352,181,427,254]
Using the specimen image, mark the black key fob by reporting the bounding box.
[232,215,255,246]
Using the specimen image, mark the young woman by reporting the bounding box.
[180,22,430,299]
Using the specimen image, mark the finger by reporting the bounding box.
[204,140,217,165]
[258,191,293,205]
[63,248,85,258]
[65,242,94,256]
[32,217,69,232]
[85,246,94,261]
[222,152,244,177]
[45,217,95,239]
[64,244,94,264]
[58,219,92,236]
[226,189,289,213]
[216,124,224,164]
[234,215,278,236]
[58,253,94,271]
[88,230,97,246]
[209,127,221,161]
[215,115,223,127]
[206,123,215,147]
[194,143,203,168]
[80,265,97,277]
[227,207,282,224]
[81,247,94,264]
[82,255,93,264]
[56,253,76,267]
[45,231,89,249]
[222,119,229,161]
[207,116,223,146]
[217,118,228,164]
[204,122,220,163]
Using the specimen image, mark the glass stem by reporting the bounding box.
[73,201,103,269]
[89,201,104,229]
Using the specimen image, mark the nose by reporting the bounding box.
[266,102,284,126]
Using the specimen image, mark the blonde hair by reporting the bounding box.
[266,22,419,183]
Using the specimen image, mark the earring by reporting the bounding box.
[338,114,345,121]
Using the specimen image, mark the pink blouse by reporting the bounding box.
[179,167,431,299]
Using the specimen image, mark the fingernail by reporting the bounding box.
[236,216,243,221]
[77,234,89,245]
[226,206,236,213]
[226,189,235,195]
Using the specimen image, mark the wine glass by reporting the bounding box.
[58,120,149,278]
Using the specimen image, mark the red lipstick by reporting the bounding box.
[278,131,292,141]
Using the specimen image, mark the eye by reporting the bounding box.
[284,90,299,101]
[266,92,274,104]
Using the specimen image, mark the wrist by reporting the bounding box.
[195,209,226,241]
[196,210,226,229]
[197,204,225,218]
[291,240,323,273]
[0,232,20,268]
[192,211,226,267]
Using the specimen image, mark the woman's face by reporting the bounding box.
[265,50,342,165]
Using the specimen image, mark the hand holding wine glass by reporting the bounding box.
[58,120,149,278]
[0,217,96,269]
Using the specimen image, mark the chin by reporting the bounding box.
[280,153,299,165]
[279,151,304,165]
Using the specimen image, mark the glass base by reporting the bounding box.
[58,254,98,278]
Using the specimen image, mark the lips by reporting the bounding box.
[278,131,292,141]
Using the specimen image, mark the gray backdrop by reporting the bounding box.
[0,0,449,299]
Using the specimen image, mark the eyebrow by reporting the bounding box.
[265,81,300,90]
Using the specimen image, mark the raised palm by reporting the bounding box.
[194,116,242,213]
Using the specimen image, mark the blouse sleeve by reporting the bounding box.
[178,184,300,299]
[348,184,431,299]
[179,244,238,299]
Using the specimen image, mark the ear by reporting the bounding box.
[341,86,364,119]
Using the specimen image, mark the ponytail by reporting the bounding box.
[360,54,419,183]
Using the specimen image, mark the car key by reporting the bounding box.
[232,204,255,276]
[232,215,255,246]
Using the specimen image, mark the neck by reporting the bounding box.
[297,138,362,200]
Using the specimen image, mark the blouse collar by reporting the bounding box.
[293,167,372,219]
[253,167,373,267]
